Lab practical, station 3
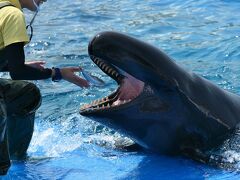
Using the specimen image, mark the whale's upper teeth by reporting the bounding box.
[94,58,100,64]
[105,66,110,72]
[102,64,107,70]
[99,61,104,68]
[108,68,112,74]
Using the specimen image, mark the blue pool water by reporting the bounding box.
[2,0,240,179]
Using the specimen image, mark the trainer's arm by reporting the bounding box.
[4,42,52,80]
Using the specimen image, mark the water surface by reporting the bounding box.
[2,0,240,179]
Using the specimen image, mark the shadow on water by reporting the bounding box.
[119,129,240,180]
[120,154,240,180]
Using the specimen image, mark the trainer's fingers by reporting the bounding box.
[70,67,81,72]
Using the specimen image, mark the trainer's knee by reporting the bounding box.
[5,81,42,115]
[22,82,42,114]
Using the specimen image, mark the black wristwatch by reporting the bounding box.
[52,67,62,82]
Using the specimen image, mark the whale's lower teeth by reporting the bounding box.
[81,97,133,111]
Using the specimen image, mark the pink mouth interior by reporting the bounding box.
[112,73,144,106]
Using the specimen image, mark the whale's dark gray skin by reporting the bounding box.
[80,31,240,159]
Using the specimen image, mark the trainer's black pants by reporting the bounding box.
[0,79,41,175]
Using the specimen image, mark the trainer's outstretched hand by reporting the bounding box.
[60,67,90,88]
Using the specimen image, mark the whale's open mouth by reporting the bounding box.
[80,56,145,114]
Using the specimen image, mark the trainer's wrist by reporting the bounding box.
[51,67,62,82]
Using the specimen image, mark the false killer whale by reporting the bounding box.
[80,31,240,161]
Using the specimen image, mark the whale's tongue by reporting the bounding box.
[113,72,144,106]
